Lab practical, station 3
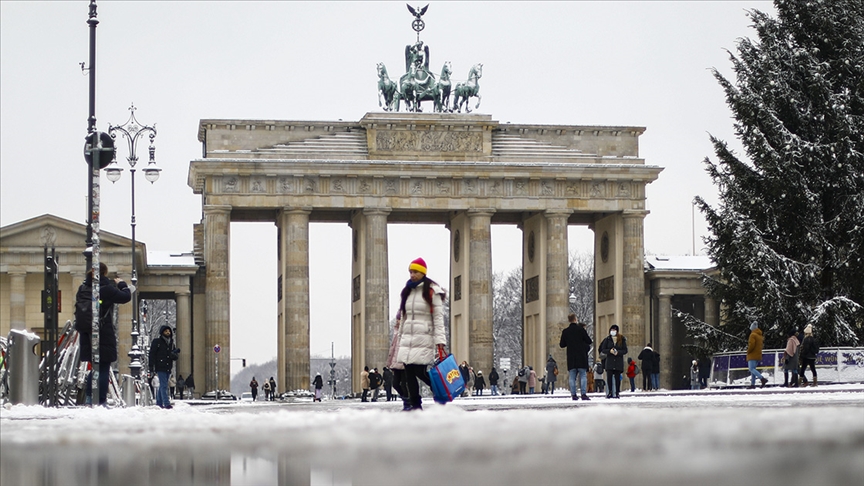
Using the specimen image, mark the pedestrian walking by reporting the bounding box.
[370,368,382,402]
[262,379,271,401]
[77,262,133,406]
[545,355,558,395]
[638,344,656,391]
[360,366,370,402]
[474,371,486,396]
[268,377,277,400]
[559,314,593,400]
[313,372,324,402]
[747,321,769,389]
[489,367,500,396]
[689,360,700,390]
[518,365,529,394]
[393,257,447,411]
[184,374,195,399]
[626,357,638,392]
[783,330,800,387]
[383,367,395,401]
[149,325,180,409]
[459,361,471,397]
[249,377,259,401]
[598,324,628,399]
[799,325,819,386]
[176,374,186,400]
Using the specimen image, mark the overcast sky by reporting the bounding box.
[1,1,771,371]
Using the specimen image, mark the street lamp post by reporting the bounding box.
[106,104,161,382]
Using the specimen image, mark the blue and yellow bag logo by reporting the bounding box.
[446,369,461,384]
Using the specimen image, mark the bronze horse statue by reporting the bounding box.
[452,63,483,113]
[377,63,398,112]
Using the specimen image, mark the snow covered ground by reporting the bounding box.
[2,385,863,486]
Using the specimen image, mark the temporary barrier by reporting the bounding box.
[8,329,41,405]
[709,347,864,388]
[122,374,135,407]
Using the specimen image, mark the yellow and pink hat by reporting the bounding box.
[409,257,427,275]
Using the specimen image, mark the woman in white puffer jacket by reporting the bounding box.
[394,257,447,411]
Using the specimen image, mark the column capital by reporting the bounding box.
[622,209,650,220]
[281,207,313,216]
[175,289,191,297]
[7,269,27,276]
[467,208,496,218]
[544,209,573,218]
[362,207,391,217]
[203,204,232,215]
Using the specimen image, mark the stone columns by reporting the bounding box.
[203,205,231,392]
[658,293,673,390]
[622,210,648,357]
[363,208,390,372]
[545,210,572,375]
[705,297,718,328]
[9,271,26,330]
[175,289,192,379]
[279,208,311,393]
[467,209,494,378]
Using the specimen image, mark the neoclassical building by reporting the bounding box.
[1,112,719,393]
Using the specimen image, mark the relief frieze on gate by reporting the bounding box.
[375,130,482,153]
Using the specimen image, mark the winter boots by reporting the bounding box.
[760,377,768,388]
[812,375,818,387]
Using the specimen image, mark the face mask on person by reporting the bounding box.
[610,330,618,337]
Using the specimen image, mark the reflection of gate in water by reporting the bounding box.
[709,347,864,387]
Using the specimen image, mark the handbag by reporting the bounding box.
[385,326,405,370]
[428,349,465,404]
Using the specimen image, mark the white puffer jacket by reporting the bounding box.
[395,282,446,365]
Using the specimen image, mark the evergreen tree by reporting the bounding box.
[692,0,864,353]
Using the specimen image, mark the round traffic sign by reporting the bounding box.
[214,344,221,353]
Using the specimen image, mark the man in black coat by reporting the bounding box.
[149,325,179,409]
[559,313,593,401]
[78,262,133,406]
[638,344,656,391]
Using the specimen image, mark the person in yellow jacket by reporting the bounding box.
[747,321,769,389]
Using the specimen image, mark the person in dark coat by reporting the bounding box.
[799,325,819,386]
[249,377,259,401]
[149,325,179,409]
[559,314,593,400]
[598,324,628,398]
[268,377,277,400]
[383,367,395,401]
[651,349,661,390]
[545,355,558,395]
[176,374,186,400]
[474,370,486,396]
[489,367,500,396]
[312,372,324,402]
[184,374,195,399]
[78,262,133,406]
[638,344,656,391]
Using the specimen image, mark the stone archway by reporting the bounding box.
[189,112,662,393]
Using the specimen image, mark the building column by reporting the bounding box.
[280,208,311,393]
[545,210,572,375]
[658,293,673,389]
[363,208,390,372]
[203,205,231,392]
[9,271,26,330]
[467,209,494,377]
[622,210,648,355]
[704,297,718,328]
[175,289,192,379]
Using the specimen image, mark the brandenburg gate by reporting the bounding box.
[188,112,661,393]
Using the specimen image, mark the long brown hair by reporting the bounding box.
[399,276,439,319]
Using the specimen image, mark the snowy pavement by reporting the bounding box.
[2,385,863,486]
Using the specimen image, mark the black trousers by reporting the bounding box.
[799,358,817,379]
[404,364,431,407]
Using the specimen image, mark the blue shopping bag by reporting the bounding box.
[428,352,465,404]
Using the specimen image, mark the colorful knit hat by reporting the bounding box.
[409,257,427,274]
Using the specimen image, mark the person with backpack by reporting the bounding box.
[262,379,271,401]
[75,262,133,407]
[149,325,180,409]
[268,377,277,400]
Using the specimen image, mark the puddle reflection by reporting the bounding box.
[1,448,354,486]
